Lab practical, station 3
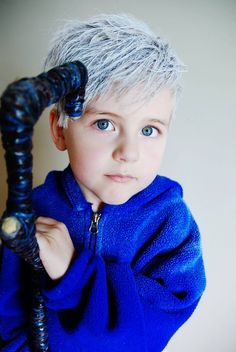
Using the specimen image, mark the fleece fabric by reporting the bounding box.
[0,165,206,352]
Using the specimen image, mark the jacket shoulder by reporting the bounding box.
[32,170,68,217]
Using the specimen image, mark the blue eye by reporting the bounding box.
[142,125,158,137]
[95,119,114,131]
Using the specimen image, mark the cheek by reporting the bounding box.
[142,142,166,166]
[69,140,107,173]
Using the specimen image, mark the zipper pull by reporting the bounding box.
[89,212,101,234]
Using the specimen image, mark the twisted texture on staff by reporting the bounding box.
[0,61,88,351]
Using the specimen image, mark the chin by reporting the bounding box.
[103,193,132,206]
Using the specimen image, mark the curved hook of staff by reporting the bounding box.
[0,61,88,351]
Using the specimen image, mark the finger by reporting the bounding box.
[35,231,50,252]
[35,222,54,233]
[36,216,59,225]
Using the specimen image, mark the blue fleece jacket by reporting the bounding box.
[0,165,206,351]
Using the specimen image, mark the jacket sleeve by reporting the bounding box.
[131,201,207,350]
[40,201,206,352]
[0,245,31,351]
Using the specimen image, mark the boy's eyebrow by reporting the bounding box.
[86,108,169,127]
[148,118,170,127]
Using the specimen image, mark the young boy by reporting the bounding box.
[0,14,206,351]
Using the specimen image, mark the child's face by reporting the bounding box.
[51,87,175,211]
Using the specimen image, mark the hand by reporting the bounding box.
[35,216,76,280]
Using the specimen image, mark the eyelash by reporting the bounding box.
[93,119,161,137]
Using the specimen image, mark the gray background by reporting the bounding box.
[0,0,235,351]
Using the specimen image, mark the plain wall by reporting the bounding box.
[0,0,236,351]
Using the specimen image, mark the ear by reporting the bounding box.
[49,108,67,151]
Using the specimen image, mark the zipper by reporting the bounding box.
[88,212,101,252]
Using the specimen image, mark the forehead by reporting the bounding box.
[86,86,175,123]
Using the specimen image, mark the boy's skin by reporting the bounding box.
[35,86,175,281]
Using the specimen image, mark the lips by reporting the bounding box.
[105,174,135,183]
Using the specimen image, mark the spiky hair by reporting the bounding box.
[44,13,186,126]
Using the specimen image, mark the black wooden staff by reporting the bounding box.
[0,61,88,351]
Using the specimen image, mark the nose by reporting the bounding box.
[112,136,139,163]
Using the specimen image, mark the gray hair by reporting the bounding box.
[44,13,186,127]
